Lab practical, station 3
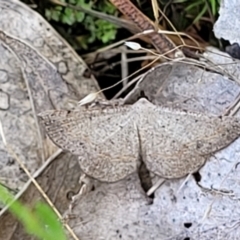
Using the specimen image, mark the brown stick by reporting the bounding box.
[109,0,184,59]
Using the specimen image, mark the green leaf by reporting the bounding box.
[99,0,116,14]
[75,11,85,22]
[193,2,208,23]
[0,185,67,240]
[208,0,219,16]
[51,9,62,22]
[94,19,117,43]
[45,0,117,46]
[45,9,52,20]
[101,29,117,43]
[34,202,67,240]
[45,6,62,22]
[185,1,203,12]
[62,7,76,25]
[76,0,93,9]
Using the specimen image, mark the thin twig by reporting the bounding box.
[0,121,79,240]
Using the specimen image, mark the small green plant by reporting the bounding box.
[45,0,118,49]
[172,0,220,24]
[0,185,67,240]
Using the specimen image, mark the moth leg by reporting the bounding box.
[69,174,93,212]
[146,178,165,196]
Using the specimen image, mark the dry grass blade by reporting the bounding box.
[151,0,160,30]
